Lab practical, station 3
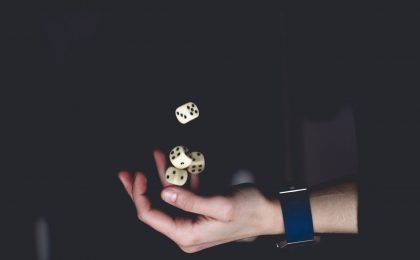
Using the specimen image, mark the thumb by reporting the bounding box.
[161,187,234,222]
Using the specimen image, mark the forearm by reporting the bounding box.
[263,182,358,235]
[310,182,358,234]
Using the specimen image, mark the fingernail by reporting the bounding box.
[163,189,177,203]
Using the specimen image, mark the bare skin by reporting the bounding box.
[118,149,358,253]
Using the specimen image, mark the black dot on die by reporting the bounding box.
[176,147,180,151]
[184,115,187,119]
[171,156,175,160]
[181,162,184,165]
[177,112,179,115]
[172,171,176,174]
[192,104,195,107]
[197,153,201,156]
[166,175,169,179]
[177,152,180,156]
[181,176,184,180]
[195,110,198,113]
[192,169,196,173]
[192,165,196,168]
[187,106,190,109]
[170,151,174,154]
[190,112,193,116]
[193,158,196,161]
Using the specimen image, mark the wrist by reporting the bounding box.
[260,197,285,235]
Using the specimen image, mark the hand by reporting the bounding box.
[118,149,283,253]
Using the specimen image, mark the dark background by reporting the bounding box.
[3,3,419,260]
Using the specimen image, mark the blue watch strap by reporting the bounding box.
[277,187,316,247]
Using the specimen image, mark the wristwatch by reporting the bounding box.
[276,186,320,248]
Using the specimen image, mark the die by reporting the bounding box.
[169,145,192,169]
[175,102,199,124]
[165,166,188,186]
[187,151,205,174]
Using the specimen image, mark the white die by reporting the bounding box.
[175,102,199,124]
[187,151,205,174]
[165,167,188,186]
[169,145,192,169]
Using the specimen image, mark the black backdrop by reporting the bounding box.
[4,3,419,260]
[4,4,287,260]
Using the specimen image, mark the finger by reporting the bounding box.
[161,187,234,221]
[153,149,170,187]
[132,172,148,195]
[132,172,189,240]
[118,171,134,200]
[189,174,200,192]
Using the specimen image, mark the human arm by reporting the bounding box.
[118,150,358,253]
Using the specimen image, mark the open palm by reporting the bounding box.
[118,149,282,253]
